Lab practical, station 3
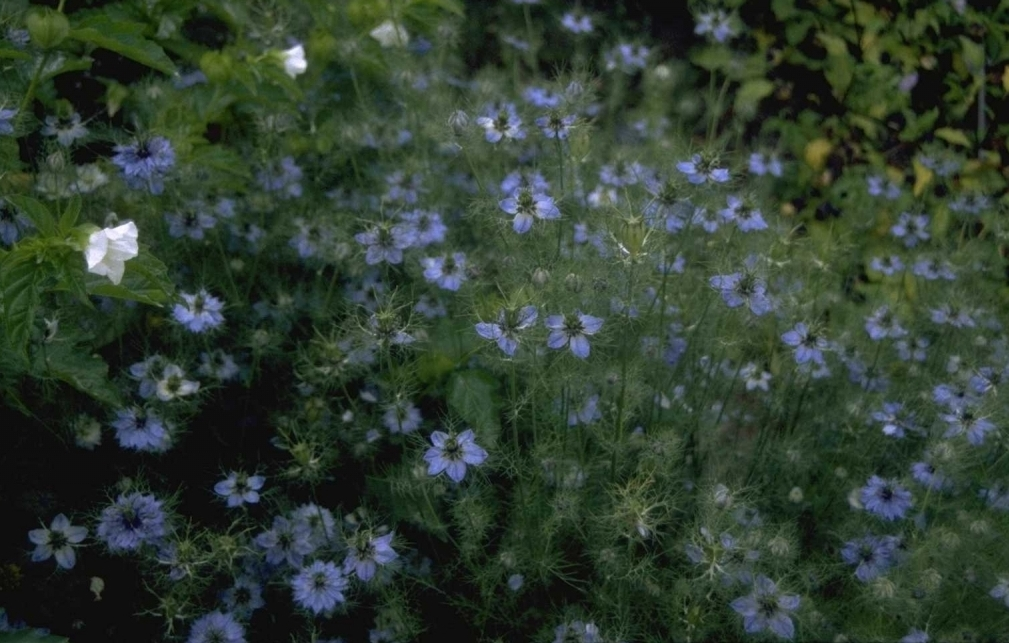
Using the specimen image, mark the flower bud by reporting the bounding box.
[870,577,896,600]
[564,273,583,293]
[788,487,804,503]
[25,8,69,50]
[531,267,550,287]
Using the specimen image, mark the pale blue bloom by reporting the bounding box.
[291,560,348,615]
[476,305,538,357]
[424,429,487,483]
[545,312,604,359]
[28,514,88,569]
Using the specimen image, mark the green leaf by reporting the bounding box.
[84,246,174,307]
[734,79,776,119]
[935,127,973,147]
[68,16,176,75]
[58,196,81,233]
[690,46,732,71]
[1,249,42,361]
[5,195,57,236]
[31,342,121,407]
[447,370,500,444]
[899,107,940,141]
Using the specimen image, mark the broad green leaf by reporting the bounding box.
[935,127,972,147]
[32,342,121,407]
[58,196,81,233]
[899,107,939,142]
[5,195,57,236]
[447,370,500,445]
[0,249,42,361]
[84,246,173,307]
[734,79,775,119]
[69,16,176,75]
[690,46,732,71]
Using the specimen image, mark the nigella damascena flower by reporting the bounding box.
[111,136,175,195]
[560,12,593,34]
[781,322,828,367]
[291,560,348,615]
[748,152,783,177]
[676,153,729,185]
[709,272,773,316]
[111,406,173,452]
[41,112,88,146]
[355,224,416,265]
[28,514,88,569]
[155,364,200,402]
[941,407,996,446]
[694,9,736,42]
[343,531,398,581]
[840,534,900,582]
[255,516,316,567]
[475,305,538,357]
[96,492,169,552]
[173,289,225,333]
[421,252,467,291]
[865,306,908,341]
[891,212,930,247]
[214,472,265,508]
[870,402,919,439]
[186,611,246,643]
[729,575,800,640]
[399,209,447,246]
[499,186,560,234]
[476,102,525,143]
[220,576,265,618]
[535,112,576,139]
[545,311,604,359]
[383,398,422,434]
[860,475,912,521]
[424,429,488,483]
[720,195,768,232]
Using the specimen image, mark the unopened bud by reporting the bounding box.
[788,487,804,503]
[532,267,550,287]
[199,50,234,83]
[26,8,69,49]
[870,577,896,600]
[564,273,583,293]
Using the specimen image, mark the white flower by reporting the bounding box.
[281,44,307,78]
[369,20,409,48]
[28,514,88,569]
[84,221,138,285]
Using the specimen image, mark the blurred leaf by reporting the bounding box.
[935,127,972,147]
[816,32,849,56]
[734,79,775,119]
[804,138,833,171]
[58,196,81,234]
[31,342,121,407]
[447,370,500,444]
[912,158,934,197]
[1003,65,1009,92]
[5,195,57,236]
[407,0,464,18]
[899,107,939,141]
[69,16,176,75]
[0,249,42,362]
[785,20,811,46]
[690,46,732,72]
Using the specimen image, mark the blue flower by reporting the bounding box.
[990,578,1009,608]
[781,323,828,366]
[941,407,995,445]
[28,514,88,569]
[291,560,348,615]
[343,531,398,581]
[220,576,265,618]
[165,209,216,240]
[901,628,930,643]
[709,272,772,316]
[257,156,303,199]
[695,9,737,42]
[399,209,447,246]
[383,398,423,434]
[840,534,899,582]
[421,252,467,291]
[870,402,918,439]
[545,312,604,359]
[860,475,912,521]
[475,305,538,357]
[96,492,169,552]
[173,289,225,333]
[890,212,930,247]
[535,113,576,139]
[355,224,415,265]
[910,461,951,492]
[560,12,593,34]
[864,306,907,341]
[214,472,265,507]
[111,136,175,195]
[604,43,649,72]
[476,102,525,143]
[729,575,800,640]
[111,406,173,452]
[868,255,904,276]
[0,108,18,135]
[186,611,245,643]
[720,195,768,232]
[424,429,488,483]
[255,516,316,567]
[676,153,730,185]
[499,187,560,234]
[0,198,33,246]
[748,152,783,177]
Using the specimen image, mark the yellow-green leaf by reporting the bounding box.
[935,127,972,147]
